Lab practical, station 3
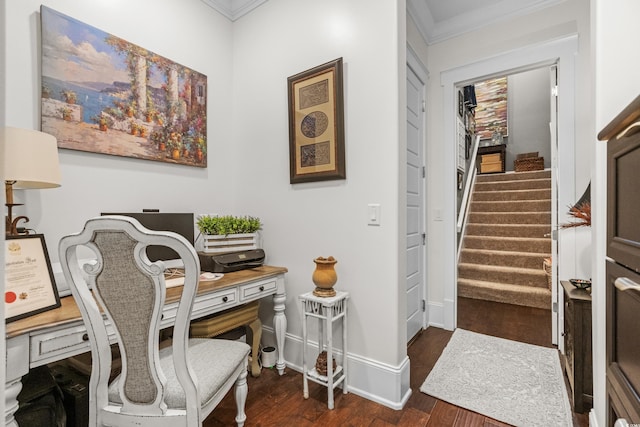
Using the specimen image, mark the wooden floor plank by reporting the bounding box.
[453,410,485,427]
[427,401,460,426]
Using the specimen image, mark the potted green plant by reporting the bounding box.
[197,215,261,253]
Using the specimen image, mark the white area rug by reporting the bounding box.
[420,329,572,426]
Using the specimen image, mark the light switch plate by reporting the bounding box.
[368,203,381,226]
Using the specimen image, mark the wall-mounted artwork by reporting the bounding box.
[40,6,208,167]
[474,77,508,140]
[287,58,345,184]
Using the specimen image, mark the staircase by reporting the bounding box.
[458,169,552,309]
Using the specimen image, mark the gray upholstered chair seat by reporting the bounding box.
[109,338,250,409]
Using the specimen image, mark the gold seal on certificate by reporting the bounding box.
[5,234,61,322]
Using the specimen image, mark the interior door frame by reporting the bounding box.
[439,35,578,332]
[550,64,560,347]
[406,45,428,339]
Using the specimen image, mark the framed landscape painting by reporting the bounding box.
[40,6,208,167]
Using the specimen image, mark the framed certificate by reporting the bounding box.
[5,234,61,323]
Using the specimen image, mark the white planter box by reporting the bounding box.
[202,233,258,254]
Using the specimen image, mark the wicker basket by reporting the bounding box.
[514,156,544,172]
[516,151,539,159]
[543,258,552,290]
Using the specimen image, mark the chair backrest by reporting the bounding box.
[59,216,202,425]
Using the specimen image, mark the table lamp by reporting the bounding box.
[2,127,61,235]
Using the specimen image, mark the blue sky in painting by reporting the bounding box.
[40,6,165,88]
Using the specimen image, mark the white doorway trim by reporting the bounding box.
[440,35,578,331]
[406,45,428,341]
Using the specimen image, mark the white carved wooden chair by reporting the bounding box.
[59,216,250,427]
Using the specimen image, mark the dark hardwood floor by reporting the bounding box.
[204,297,589,426]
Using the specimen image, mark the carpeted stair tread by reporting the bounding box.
[458,263,548,288]
[467,211,551,225]
[465,223,550,238]
[473,188,551,202]
[475,178,551,191]
[470,200,550,213]
[460,170,552,309]
[463,236,551,253]
[476,169,550,182]
[458,277,551,309]
[459,248,551,269]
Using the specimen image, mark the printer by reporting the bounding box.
[198,249,265,273]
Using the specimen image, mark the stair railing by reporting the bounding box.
[457,135,481,257]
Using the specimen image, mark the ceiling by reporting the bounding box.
[202,0,565,44]
[408,0,565,44]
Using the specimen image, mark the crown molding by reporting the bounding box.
[408,0,566,45]
[201,0,268,21]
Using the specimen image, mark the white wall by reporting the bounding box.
[3,0,411,409]
[231,0,410,407]
[0,0,6,417]
[424,0,592,327]
[506,67,551,171]
[5,0,234,261]
[592,0,640,425]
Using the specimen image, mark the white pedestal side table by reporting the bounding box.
[300,290,349,409]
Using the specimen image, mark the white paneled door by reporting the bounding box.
[406,54,426,343]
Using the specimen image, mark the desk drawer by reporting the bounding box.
[31,324,114,365]
[188,288,238,320]
[240,279,277,301]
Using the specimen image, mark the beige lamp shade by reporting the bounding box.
[2,127,61,189]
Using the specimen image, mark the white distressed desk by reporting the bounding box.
[300,291,348,409]
[5,265,288,427]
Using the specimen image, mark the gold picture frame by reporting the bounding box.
[287,58,346,184]
[5,234,61,323]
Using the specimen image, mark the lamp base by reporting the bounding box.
[5,203,28,236]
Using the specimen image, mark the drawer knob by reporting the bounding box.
[259,286,265,292]
[222,296,228,302]
[82,333,89,341]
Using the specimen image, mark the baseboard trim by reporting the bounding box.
[588,408,598,427]
[443,298,455,330]
[262,325,411,409]
[427,301,444,328]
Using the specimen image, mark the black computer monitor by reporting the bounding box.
[100,211,194,262]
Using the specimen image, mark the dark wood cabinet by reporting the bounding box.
[605,261,640,425]
[561,280,593,413]
[598,94,640,425]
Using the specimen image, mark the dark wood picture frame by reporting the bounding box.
[5,234,61,323]
[287,58,346,184]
